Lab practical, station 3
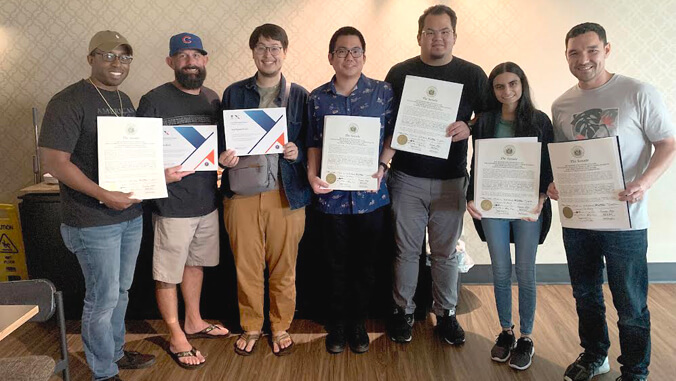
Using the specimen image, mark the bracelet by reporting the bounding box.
[378,161,389,172]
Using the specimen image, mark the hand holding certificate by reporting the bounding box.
[223,108,287,155]
[163,125,217,171]
[97,116,168,200]
[390,75,463,159]
[320,116,380,191]
[474,138,541,219]
[548,137,630,229]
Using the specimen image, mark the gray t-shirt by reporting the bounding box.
[38,79,142,228]
[551,74,675,230]
[257,83,280,189]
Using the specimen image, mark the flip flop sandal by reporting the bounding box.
[169,347,205,369]
[272,332,295,356]
[234,332,261,356]
[186,324,230,339]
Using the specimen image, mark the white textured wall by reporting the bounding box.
[1,0,674,263]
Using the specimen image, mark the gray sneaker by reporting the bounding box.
[563,353,610,381]
[490,330,515,362]
[509,337,534,370]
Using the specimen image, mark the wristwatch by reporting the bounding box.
[378,161,389,172]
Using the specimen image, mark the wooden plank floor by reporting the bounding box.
[1,284,674,380]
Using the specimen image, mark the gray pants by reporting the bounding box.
[388,169,467,316]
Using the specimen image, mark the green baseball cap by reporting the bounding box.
[88,30,133,55]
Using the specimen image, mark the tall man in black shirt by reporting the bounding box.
[378,5,487,345]
[137,33,228,369]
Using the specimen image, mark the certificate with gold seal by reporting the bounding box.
[320,115,380,191]
[474,137,541,219]
[97,116,168,200]
[390,75,463,159]
[548,136,630,229]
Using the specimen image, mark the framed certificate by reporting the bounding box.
[548,136,630,229]
[320,115,380,191]
[390,75,463,159]
[97,116,168,200]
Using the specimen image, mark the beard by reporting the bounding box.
[175,65,207,89]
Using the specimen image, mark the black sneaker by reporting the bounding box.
[563,352,610,381]
[615,375,647,381]
[490,330,515,362]
[325,323,346,354]
[116,350,155,369]
[348,322,369,354]
[509,337,534,370]
[436,312,465,345]
[388,308,414,343]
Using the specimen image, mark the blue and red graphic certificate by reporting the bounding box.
[162,125,218,172]
[223,108,287,156]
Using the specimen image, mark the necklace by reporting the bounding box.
[88,78,123,117]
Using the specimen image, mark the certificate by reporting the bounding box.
[320,115,380,191]
[223,108,287,155]
[97,116,168,200]
[474,137,541,219]
[548,137,630,229]
[163,125,217,171]
[390,75,463,159]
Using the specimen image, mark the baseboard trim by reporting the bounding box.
[461,263,676,284]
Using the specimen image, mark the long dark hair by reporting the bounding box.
[486,62,538,136]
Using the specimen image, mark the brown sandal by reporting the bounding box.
[234,332,261,356]
[272,332,294,356]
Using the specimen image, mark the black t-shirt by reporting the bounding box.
[385,56,488,179]
[38,79,142,227]
[136,83,220,217]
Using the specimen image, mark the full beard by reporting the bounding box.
[175,66,207,89]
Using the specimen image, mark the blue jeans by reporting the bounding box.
[61,216,143,380]
[563,228,650,378]
[481,217,541,335]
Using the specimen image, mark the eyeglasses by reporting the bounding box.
[421,28,453,39]
[253,45,283,56]
[93,51,133,64]
[332,47,364,58]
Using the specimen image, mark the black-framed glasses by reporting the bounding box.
[421,28,453,39]
[93,51,133,64]
[332,47,364,58]
[253,45,283,56]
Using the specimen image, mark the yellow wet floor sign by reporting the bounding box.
[0,204,28,281]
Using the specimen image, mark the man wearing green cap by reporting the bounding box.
[39,30,155,381]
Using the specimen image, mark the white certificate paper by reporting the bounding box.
[548,137,630,229]
[474,137,541,219]
[223,108,287,156]
[390,75,463,159]
[320,115,380,191]
[163,125,217,171]
[97,116,168,200]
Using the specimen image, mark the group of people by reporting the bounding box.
[37,4,674,381]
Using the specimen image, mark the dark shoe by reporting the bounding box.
[490,329,515,362]
[509,337,534,370]
[388,307,414,343]
[116,350,155,369]
[436,312,465,345]
[563,352,610,381]
[102,376,123,381]
[348,323,369,354]
[615,375,647,381]
[325,324,346,354]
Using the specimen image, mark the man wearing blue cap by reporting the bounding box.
[137,32,228,369]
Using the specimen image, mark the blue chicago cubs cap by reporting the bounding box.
[169,33,208,56]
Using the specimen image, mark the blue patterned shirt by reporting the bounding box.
[307,74,393,215]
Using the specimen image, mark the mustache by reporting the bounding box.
[175,66,207,90]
